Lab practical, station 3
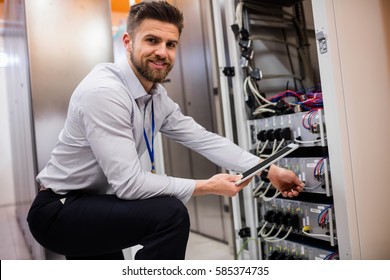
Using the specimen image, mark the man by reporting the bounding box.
[27,1,304,260]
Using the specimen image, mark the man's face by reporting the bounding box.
[124,19,179,89]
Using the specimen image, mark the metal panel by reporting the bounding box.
[161,0,227,241]
[221,0,260,260]
[5,0,113,259]
[311,0,358,259]
[5,0,41,259]
[211,0,245,258]
[312,0,390,259]
[25,0,114,171]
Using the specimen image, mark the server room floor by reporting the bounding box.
[0,204,234,260]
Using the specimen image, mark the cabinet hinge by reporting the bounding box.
[238,227,251,238]
[222,67,235,77]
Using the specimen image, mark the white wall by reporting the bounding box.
[0,35,15,206]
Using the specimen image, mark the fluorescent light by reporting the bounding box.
[0,51,8,67]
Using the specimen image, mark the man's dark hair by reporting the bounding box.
[127,1,184,37]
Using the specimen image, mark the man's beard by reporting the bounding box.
[130,51,173,84]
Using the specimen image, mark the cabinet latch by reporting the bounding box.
[223,67,235,77]
[316,31,328,54]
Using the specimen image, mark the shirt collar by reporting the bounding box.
[117,58,162,100]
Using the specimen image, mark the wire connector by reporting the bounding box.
[239,39,252,50]
[250,68,262,81]
[239,28,250,40]
[238,227,251,238]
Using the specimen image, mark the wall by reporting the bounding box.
[0,34,15,206]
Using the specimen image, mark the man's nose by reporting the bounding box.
[154,43,167,58]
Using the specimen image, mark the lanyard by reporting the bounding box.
[143,99,155,173]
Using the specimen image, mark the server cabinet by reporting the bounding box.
[212,0,390,259]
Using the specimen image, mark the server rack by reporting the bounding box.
[212,0,390,260]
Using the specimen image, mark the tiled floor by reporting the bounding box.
[0,205,32,260]
[185,231,234,260]
[0,204,234,260]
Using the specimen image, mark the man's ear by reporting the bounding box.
[123,32,132,52]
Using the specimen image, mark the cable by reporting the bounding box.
[257,143,285,200]
[264,226,293,243]
[236,0,316,114]
[303,182,322,190]
[272,139,277,153]
[235,2,244,29]
[253,180,265,196]
[314,158,326,180]
[318,205,332,227]
[254,181,272,197]
[252,103,276,116]
[301,227,330,239]
[275,138,285,153]
[268,89,304,103]
[262,224,284,240]
[247,76,275,106]
[235,237,259,260]
[302,110,317,130]
[258,222,276,238]
[294,137,323,144]
[244,76,262,107]
[261,189,281,201]
[324,251,339,260]
[259,137,285,158]
[299,90,323,110]
[256,139,269,156]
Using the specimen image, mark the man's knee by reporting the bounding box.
[157,197,190,230]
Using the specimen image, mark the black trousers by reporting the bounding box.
[27,189,190,260]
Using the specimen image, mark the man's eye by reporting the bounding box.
[147,38,157,43]
[167,42,177,48]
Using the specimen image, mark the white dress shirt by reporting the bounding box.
[36,58,259,203]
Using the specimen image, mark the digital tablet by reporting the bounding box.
[235,143,299,185]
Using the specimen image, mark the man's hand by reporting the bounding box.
[267,165,305,197]
[192,165,304,198]
[193,173,252,197]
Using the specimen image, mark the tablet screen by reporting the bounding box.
[236,143,299,185]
